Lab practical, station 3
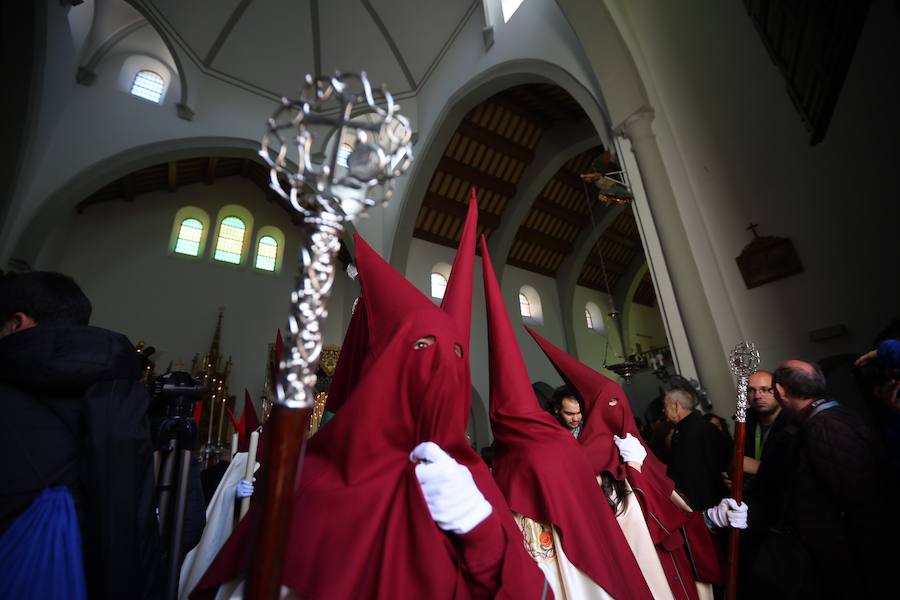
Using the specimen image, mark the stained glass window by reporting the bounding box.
[174,218,203,256]
[214,216,246,264]
[255,235,278,271]
[585,308,594,329]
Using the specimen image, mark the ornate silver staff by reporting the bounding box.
[246,72,412,600]
[725,340,760,600]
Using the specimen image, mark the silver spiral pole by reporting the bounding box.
[259,72,413,409]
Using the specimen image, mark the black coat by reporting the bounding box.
[0,324,162,599]
[772,402,898,599]
[667,411,731,510]
[742,408,793,531]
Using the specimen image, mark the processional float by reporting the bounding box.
[245,73,412,600]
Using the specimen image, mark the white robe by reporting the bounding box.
[609,478,713,600]
[178,454,252,600]
[514,513,615,600]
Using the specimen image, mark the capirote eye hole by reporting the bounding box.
[454,344,463,358]
[608,398,619,406]
[413,336,436,350]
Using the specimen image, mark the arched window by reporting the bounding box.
[430,262,452,300]
[252,226,286,273]
[585,301,606,334]
[255,236,278,271]
[518,285,543,324]
[431,273,448,299]
[130,70,165,103]
[169,206,210,258]
[519,293,532,318]
[214,216,246,264]
[174,218,204,256]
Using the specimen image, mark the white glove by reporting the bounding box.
[705,498,748,529]
[235,479,254,498]
[614,433,647,466]
[409,441,493,535]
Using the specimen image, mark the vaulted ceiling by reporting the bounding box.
[140,0,478,101]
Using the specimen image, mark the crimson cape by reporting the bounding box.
[526,329,722,599]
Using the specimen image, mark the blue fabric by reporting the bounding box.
[0,487,87,600]
[878,339,900,370]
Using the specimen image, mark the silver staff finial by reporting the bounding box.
[263,72,413,409]
[260,72,412,221]
[729,341,760,378]
[729,340,761,423]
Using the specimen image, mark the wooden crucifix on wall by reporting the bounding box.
[735,223,804,289]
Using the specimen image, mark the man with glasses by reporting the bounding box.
[743,371,788,478]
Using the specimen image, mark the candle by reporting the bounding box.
[240,431,260,519]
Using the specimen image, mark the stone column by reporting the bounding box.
[621,109,733,411]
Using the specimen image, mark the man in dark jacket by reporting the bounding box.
[664,387,731,509]
[757,360,897,599]
[0,271,162,599]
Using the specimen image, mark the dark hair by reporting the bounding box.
[599,472,629,516]
[0,271,92,325]
[703,412,732,439]
[772,362,826,400]
[549,385,584,415]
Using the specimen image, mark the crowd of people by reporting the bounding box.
[1,197,898,599]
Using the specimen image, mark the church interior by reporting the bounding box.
[1,0,899,597]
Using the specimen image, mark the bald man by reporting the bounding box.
[754,360,897,599]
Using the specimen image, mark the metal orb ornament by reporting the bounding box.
[260,71,413,221]
[729,340,761,423]
[260,72,413,409]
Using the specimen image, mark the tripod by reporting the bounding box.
[156,412,197,600]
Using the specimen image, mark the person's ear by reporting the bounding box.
[0,312,36,337]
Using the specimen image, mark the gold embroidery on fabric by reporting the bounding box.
[516,515,556,560]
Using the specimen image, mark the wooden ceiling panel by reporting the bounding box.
[413,85,657,315]
[76,156,297,220]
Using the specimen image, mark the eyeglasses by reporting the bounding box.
[748,386,774,394]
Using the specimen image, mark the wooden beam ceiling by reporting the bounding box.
[532,197,584,228]
[437,157,517,198]
[167,161,178,193]
[205,157,218,185]
[422,192,501,229]
[515,226,572,256]
[456,120,534,164]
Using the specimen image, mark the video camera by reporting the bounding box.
[152,371,205,419]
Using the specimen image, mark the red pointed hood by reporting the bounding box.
[525,326,673,493]
[226,406,242,438]
[195,229,546,599]
[440,187,478,353]
[323,294,369,415]
[236,390,260,452]
[354,233,442,358]
[483,237,653,600]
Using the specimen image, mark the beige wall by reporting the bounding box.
[53,177,356,410]
[612,0,900,372]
